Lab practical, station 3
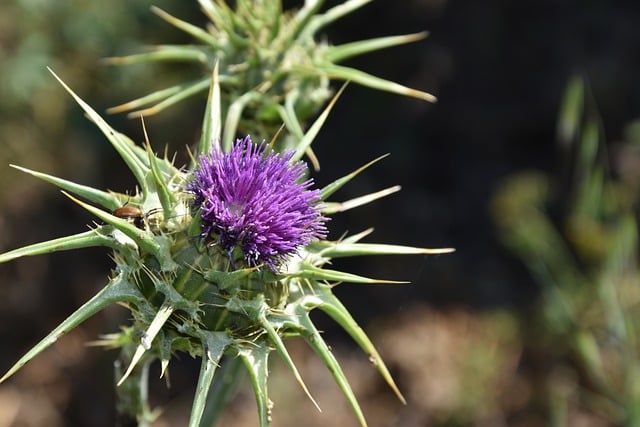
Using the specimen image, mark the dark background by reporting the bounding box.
[320,0,640,313]
[1,0,639,425]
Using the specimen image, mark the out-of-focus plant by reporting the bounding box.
[491,76,640,425]
[105,0,436,157]
[0,2,451,426]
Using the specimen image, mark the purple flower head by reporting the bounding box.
[188,136,327,271]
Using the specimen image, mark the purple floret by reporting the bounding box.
[188,136,327,271]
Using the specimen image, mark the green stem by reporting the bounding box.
[201,356,245,427]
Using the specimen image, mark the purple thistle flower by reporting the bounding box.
[188,135,327,271]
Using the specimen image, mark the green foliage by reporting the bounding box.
[0,3,450,425]
[106,0,435,154]
[491,76,640,425]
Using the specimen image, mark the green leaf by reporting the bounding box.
[277,93,321,171]
[10,165,121,211]
[200,356,244,427]
[320,154,389,200]
[292,263,407,284]
[143,124,175,218]
[124,78,211,118]
[104,44,210,65]
[198,0,231,32]
[572,120,607,218]
[322,185,401,214]
[573,330,608,390]
[317,242,455,258]
[313,63,436,103]
[0,229,117,264]
[557,75,584,145]
[1,274,146,383]
[599,215,636,342]
[302,0,372,40]
[199,62,222,157]
[297,310,368,427]
[118,303,175,386]
[286,0,324,42]
[340,228,374,244]
[61,192,165,260]
[48,68,150,192]
[259,308,320,411]
[151,5,221,47]
[278,93,304,139]
[239,346,271,427]
[316,287,406,403]
[108,83,188,114]
[222,91,262,152]
[119,130,178,177]
[188,331,232,427]
[290,82,348,163]
[204,266,259,291]
[325,32,428,63]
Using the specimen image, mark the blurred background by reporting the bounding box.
[2,0,640,426]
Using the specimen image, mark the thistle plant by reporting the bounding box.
[1,2,452,426]
[106,0,436,154]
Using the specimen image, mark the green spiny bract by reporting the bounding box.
[106,0,435,153]
[0,69,452,426]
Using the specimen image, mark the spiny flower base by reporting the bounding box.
[0,70,453,427]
